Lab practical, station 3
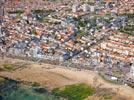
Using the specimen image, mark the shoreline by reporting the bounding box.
[0,57,134,100]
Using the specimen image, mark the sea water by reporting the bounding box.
[0,79,59,100]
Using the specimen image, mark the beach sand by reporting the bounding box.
[0,57,134,100]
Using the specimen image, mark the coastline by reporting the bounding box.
[0,57,134,100]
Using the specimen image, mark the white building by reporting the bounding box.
[72,4,78,13]
[90,6,95,12]
[83,4,89,12]
[130,62,134,77]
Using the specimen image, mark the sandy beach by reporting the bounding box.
[0,57,134,100]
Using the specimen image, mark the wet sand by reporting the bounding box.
[0,57,134,100]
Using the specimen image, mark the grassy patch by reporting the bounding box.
[52,83,95,100]
[118,27,134,36]
[8,10,24,14]
[32,82,40,87]
[127,83,134,88]
[3,64,15,71]
[0,77,5,82]
[112,70,123,77]
[76,30,87,38]
[119,13,134,18]
[0,77,5,86]
[31,9,55,14]
[100,93,114,100]
[118,13,134,36]
[99,73,119,84]
[96,88,116,100]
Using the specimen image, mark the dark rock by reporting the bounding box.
[33,87,47,93]
[0,95,3,100]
